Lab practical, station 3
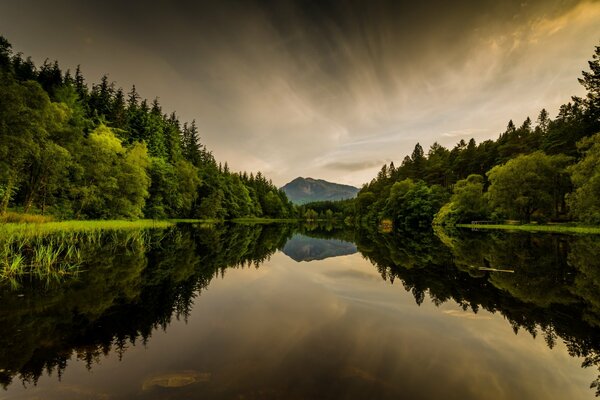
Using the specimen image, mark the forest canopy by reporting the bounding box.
[0,36,294,220]
[317,43,600,228]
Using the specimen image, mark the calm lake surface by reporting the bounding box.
[2,223,600,399]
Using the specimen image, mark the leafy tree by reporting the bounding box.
[72,125,150,219]
[0,79,68,213]
[486,152,571,222]
[434,174,488,225]
[304,209,318,220]
[567,133,600,224]
[384,179,448,228]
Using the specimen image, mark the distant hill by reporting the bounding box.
[281,177,359,204]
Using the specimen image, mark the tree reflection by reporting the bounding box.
[354,226,600,396]
[0,222,292,389]
[3,223,600,396]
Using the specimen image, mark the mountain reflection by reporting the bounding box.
[282,234,357,262]
[2,223,600,397]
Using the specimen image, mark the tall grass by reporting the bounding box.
[0,211,54,224]
[0,220,173,282]
[0,219,173,239]
[456,223,600,235]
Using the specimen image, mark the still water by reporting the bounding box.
[2,223,600,399]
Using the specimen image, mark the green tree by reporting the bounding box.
[72,124,150,219]
[0,79,69,213]
[567,133,600,224]
[384,179,448,228]
[486,152,571,222]
[433,174,488,225]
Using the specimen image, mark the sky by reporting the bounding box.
[0,0,599,187]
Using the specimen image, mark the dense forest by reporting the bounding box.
[301,44,600,228]
[2,34,600,228]
[0,36,294,220]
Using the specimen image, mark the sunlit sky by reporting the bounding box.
[1,0,599,187]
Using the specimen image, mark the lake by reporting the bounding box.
[1,222,600,399]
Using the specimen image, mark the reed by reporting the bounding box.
[0,220,173,282]
[0,219,173,239]
[456,223,600,235]
[0,211,54,224]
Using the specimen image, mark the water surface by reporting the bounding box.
[2,223,600,399]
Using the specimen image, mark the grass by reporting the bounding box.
[0,219,174,239]
[0,219,174,282]
[456,223,600,235]
[0,216,299,282]
[0,211,54,224]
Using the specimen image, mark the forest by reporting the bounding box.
[0,36,294,221]
[2,34,600,229]
[301,44,600,228]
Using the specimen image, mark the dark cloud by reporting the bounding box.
[0,0,597,186]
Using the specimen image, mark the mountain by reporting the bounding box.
[281,177,359,204]
[282,234,357,262]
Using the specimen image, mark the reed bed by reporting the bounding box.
[0,211,54,224]
[456,223,600,235]
[0,219,173,239]
[0,220,173,281]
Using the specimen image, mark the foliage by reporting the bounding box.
[383,179,448,228]
[0,36,291,221]
[433,175,490,227]
[349,44,600,228]
[567,133,600,224]
[486,152,571,222]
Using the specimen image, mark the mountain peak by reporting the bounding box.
[281,177,359,205]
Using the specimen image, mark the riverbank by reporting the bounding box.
[0,219,175,238]
[0,217,302,238]
[456,223,600,235]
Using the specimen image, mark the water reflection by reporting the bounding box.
[0,223,292,390]
[1,223,600,398]
[282,234,357,262]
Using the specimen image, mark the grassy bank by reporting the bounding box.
[456,223,600,235]
[0,220,176,282]
[0,219,174,239]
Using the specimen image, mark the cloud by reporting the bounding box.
[441,129,489,138]
[323,160,388,172]
[0,0,597,186]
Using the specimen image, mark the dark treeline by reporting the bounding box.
[346,44,600,228]
[296,198,355,221]
[0,36,293,220]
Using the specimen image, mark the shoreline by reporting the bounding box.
[456,223,600,235]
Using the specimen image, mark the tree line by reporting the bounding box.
[0,36,294,220]
[343,44,600,228]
